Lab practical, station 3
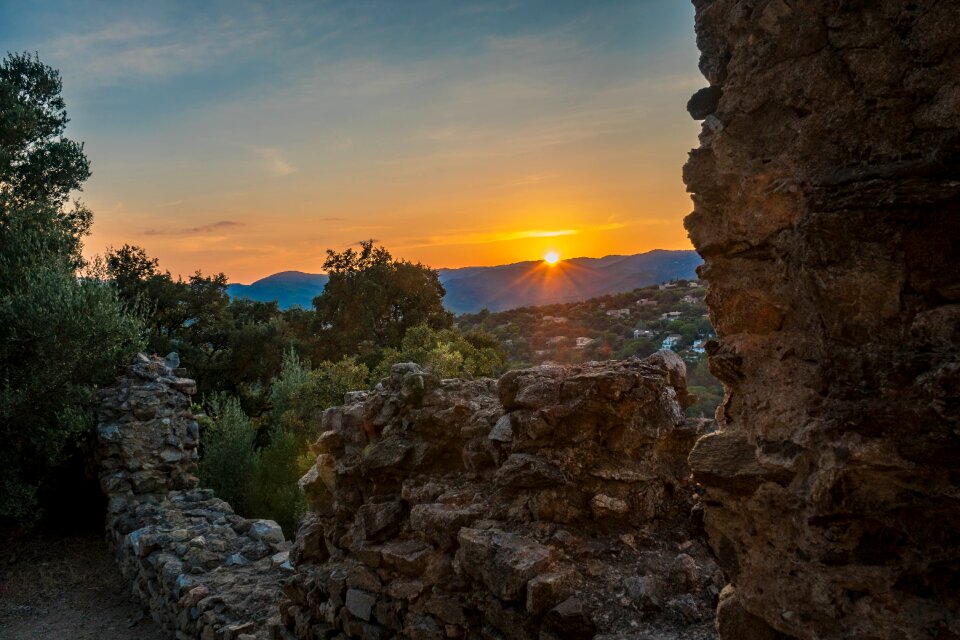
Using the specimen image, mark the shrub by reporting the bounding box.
[198,395,257,514]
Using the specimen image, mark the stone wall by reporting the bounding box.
[95,354,289,640]
[683,1,960,638]
[279,351,723,639]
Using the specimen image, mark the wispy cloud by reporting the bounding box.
[256,147,297,176]
[506,173,554,187]
[45,17,274,87]
[144,220,243,236]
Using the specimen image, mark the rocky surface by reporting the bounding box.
[95,354,289,639]
[280,352,723,639]
[683,1,960,638]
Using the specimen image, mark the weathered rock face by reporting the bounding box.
[96,354,288,639]
[683,2,960,639]
[280,352,724,639]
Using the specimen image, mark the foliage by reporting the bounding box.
[0,53,142,523]
[314,240,452,365]
[374,324,506,381]
[106,245,234,392]
[686,385,724,419]
[198,395,257,514]
[456,280,723,417]
[249,427,306,536]
[615,337,658,359]
[198,350,370,536]
[0,52,90,206]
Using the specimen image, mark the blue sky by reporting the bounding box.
[1,0,703,281]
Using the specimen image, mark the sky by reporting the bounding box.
[1,0,703,283]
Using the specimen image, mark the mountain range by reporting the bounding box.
[226,249,702,314]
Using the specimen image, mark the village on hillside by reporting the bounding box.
[456,279,722,416]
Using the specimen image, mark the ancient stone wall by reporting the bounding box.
[683,1,960,638]
[279,352,723,639]
[95,354,289,640]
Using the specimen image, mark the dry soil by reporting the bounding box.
[0,529,166,640]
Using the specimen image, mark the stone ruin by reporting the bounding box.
[279,352,722,639]
[94,351,722,639]
[95,354,289,639]
[683,1,960,638]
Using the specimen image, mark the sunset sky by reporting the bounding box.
[1,0,702,283]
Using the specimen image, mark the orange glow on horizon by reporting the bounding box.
[544,251,560,265]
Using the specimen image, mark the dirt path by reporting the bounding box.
[0,529,167,640]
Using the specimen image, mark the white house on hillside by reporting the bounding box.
[661,334,682,350]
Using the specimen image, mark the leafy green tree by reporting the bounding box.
[615,337,657,359]
[250,427,304,536]
[374,324,505,380]
[198,395,257,514]
[0,53,90,206]
[314,240,452,364]
[268,349,369,440]
[0,53,142,522]
[104,245,239,396]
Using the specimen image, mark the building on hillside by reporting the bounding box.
[542,316,567,324]
[575,337,594,349]
[688,281,700,288]
[681,295,698,304]
[661,311,683,320]
[606,308,630,319]
[661,334,682,350]
[691,339,707,354]
[659,282,677,290]
[633,329,653,339]
[636,298,658,307]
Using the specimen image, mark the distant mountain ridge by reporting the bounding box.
[226,249,702,313]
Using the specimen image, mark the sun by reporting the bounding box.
[543,251,560,265]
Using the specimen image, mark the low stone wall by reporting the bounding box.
[94,352,721,639]
[280,351,723,639]
[95,354,289,640]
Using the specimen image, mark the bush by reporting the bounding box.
[686,384,724,419]
[199,352,369,536]
[250,428,306,536]
[374,324,505,381]
[0,183,143,525]
[0,53,144,523]
[198,395,257,514]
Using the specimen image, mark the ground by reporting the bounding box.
[0,529,166,640]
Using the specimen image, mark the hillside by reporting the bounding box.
[226,249,702,312]
[456,278,722,417]
[226,271,330,310]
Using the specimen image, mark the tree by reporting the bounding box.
[104,245,237,396]
[198,395,257,514]
[105,244,159,299]
[0,53,142,522]
[0,53,91,206]
[314,240,452,365]
[373,324,506,381]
